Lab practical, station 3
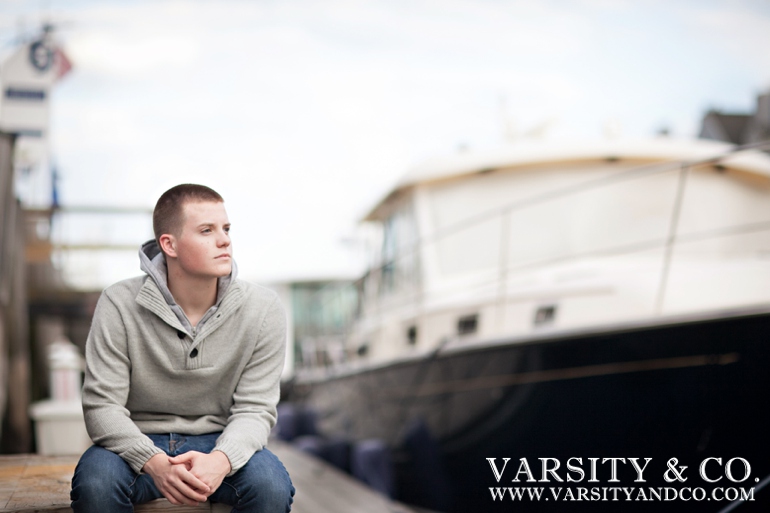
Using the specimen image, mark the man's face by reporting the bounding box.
[172,200,232,280]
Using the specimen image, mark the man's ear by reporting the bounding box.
[159,234,178,258]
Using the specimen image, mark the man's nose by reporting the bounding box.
[217,231,230,246]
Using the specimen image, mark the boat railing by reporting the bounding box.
[298,140,770,371]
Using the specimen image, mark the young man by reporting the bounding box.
[71,184,294,512]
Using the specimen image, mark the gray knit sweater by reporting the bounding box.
[82,242,286,476]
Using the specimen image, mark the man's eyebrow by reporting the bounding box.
[196,222,230,228]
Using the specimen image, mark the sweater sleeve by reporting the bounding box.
[82,291,164,473]
[213,294,287,475]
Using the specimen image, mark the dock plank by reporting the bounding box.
[0,441,418,513]
[1,455,75,512]
[270,441,415,513]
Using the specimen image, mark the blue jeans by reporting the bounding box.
[70,433,294,513]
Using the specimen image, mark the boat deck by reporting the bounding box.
[0,441,418,513]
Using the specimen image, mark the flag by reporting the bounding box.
[54,47,72,80]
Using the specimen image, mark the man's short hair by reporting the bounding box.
[153,184,224,245]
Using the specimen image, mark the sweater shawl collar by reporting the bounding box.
[136,239,243,338]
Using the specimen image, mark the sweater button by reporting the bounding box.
[177,331,185,339]
[190,348,198,358]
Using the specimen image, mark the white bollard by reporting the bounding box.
[48,339,84,401]
[29,338,90,455]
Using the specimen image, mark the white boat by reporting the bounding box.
[286,137,770,512]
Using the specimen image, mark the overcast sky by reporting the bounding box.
[2,0,770,289]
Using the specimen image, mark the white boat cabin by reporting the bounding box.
[303,138,770,373]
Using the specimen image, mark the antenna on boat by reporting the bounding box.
[602,118,623,139]
[498,93,555,142]
[498,94,517,143]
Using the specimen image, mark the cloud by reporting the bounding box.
[67,32,200,77]
[686,2,770,85]
[4,0,768,287]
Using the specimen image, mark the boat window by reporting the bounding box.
[457,314,478,335]
[290,281,358,368]
[378,201,419,296]
[534,305,556,326]
[406,325,417,345]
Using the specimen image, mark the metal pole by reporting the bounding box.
[496,209,511,331]
[655,163,690,314]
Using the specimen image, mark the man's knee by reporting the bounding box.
[232,449,294,511]
[71,446,133,504]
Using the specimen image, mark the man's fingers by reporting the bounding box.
[161,466,209,504]
[169,451,200,472]
[181,485,209,503]
[181,473,211,497]
[172,469,209,500]
[166,484,203,506]
[175,466,210,492]
[145,454,208,506]
[161,488,185,506]
[169,452,195,464]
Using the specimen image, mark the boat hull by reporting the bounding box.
[288,311,770,512]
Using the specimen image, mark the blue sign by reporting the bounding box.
[5,88,46,100]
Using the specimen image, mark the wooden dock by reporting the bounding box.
[0,441,420,513]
